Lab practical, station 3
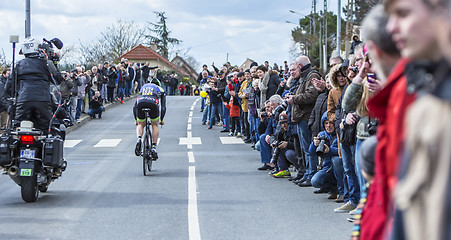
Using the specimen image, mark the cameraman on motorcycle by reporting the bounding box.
[7,37,62,132]
[6,37,63,132]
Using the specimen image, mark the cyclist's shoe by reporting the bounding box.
[135,139,142,156]
[150,147,158,160]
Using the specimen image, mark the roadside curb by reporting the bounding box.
[66,94,138,135]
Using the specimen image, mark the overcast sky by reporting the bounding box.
[0,0,341,71]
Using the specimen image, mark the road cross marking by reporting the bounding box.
[64,140,82,148]
[219,137,244,144]
[188,151,195,163]
[187,124,192,131]
[93,139,122,148]
[179,131,202,149]
[188,166,201,240]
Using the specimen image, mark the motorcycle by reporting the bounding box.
[0,120,66,202]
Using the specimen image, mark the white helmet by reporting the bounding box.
[21,37,40,56]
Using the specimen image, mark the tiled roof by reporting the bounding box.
[118,44,189,76]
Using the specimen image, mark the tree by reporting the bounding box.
[353,0,381,25]
[145,11,181,59]
[291,11,346,71]
[79,20,145,65]
[0,49,10,71]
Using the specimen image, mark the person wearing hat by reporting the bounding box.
[309,112,340,199]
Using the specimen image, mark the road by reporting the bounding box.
[0,96,352,240]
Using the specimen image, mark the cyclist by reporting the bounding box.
[134,78,166,159]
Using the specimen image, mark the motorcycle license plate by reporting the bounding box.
[20,168,32,176]
[20,149,35,159]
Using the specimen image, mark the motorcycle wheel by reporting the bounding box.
[21,175,39,202]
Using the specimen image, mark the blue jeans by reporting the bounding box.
[222,104,230,131]
[277,149,297,171]
[332,157,345,197]
[297,120,315,179]
[127,80,133,96]
[75,98,83,120]
[259,134,272,164]
[248,113,259,143]
[117,87,125,100]
[311,164,337,192]
[88,106,104,118]
[201,97,205,111]
[208,103,221,127]
[340,143,360,206]
[355,138,367,199]
[202,105,210,123]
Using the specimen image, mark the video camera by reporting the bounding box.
[39,38,63,63]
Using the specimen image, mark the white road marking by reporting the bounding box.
[179,131,201,148]
[157,138,160,145]
[188,151,195,163]
[219,137,244,144]
[93,139,122,148]
[189,112,193,117]
[188,117,192,123]
[190,106,194,111]
[187,124,192,130]
[188,166,201,240]
[64,140,82,148]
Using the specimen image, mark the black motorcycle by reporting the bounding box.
[0,120,65,202]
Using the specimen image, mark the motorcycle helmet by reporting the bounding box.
[21,37,40,56]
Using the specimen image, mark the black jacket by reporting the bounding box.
[89,96,104,109]
[266,73,281,100]
[12,57,62,103]
[309,89,329,138]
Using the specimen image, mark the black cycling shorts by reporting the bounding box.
[134,101,159,122]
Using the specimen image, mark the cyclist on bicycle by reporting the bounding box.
[134,78,166,159]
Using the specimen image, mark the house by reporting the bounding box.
[117,44,189,77]
[240,58,256,70]
[171,54,198,82]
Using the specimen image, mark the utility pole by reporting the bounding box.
[337,0,341,56]
[345,0,354,58]
[25,0,31,38]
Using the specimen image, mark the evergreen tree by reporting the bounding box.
[145,11,181,59]
[353,0,381,25]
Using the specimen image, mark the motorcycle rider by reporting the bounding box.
[7,37,63,132]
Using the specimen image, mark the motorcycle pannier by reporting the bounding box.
[43,136,64,168]
[0,135,12,166]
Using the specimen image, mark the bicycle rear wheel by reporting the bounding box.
[142,125,153,175]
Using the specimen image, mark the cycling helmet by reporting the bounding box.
[150,78,162,87]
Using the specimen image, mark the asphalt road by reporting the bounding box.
[0,96,352,240]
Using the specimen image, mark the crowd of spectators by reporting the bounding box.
[196,1,451,238]
[54,59,192,124]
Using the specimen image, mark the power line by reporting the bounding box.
[190,14,291,49]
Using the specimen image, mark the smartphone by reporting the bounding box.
[367,73,376,83]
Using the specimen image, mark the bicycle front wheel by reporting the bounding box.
[142,130,152,176]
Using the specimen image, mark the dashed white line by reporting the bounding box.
[188,117,192,123]
[188,166,201,240]
[188,151,195,163]
[187,124,192,131]
[190,106,194,111]
[64,140,82,148]
[93,139,122,148]
[189,112,193,117]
